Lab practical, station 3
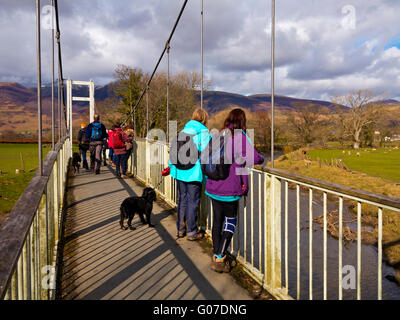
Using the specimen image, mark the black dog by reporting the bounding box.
[72,152,82,174]
[120,187,157,230]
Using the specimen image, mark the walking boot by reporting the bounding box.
[187,232,203,241]
[211,255,231,273]
[83,160,89,171]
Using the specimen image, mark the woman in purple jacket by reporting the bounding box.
[205,108,264,273]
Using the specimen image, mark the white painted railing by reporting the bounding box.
[0,136,71,300]
[128,138,400,300]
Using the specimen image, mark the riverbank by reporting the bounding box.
[272,149,400,280]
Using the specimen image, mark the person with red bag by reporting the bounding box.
[110,122,132,179]
[107,126,116,166]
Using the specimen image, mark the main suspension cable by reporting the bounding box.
[121,0,189,128]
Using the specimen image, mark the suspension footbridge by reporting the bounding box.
[0,0,400,301]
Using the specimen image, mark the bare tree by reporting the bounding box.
[332,90,381,149]
[287,103,322,146]
[250,110,282,148]
[111,65,144,131]
[105,65,209,137]
[95,97,122,129]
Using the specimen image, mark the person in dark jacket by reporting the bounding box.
[77,122,90,170]
[205,108,264,273]
[85,114,108,174]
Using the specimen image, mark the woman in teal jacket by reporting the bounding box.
[169,109,211,240]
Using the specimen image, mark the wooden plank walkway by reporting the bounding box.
[59,165,251,300]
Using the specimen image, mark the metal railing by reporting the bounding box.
[0,136,71,300]
[128,138,400,300]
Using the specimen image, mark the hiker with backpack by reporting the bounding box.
[111,122,132,179]
[77,122,90,171]
[85,114,108,175]
[204,108,264,273]
[169,109,211,241]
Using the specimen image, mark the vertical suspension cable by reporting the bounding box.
[51,0,55,149]
[166,42,170,141]
[36,0,43,176]
[338,196,343,300]
[57,73,60,139]
[58,76,61,139]
[146,85,149,136]
[270,0,275,168]
[323,192,327,300]
[131,90,135,133]
[200,0,204,109]
[54,0,67,135]
[378,207,382,300]
[357,202,362,300]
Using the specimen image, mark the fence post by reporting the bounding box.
[164,144,171,200]
[38,195,48,300]
[17,255,23,299]
[264,174,282,291]
[145,139,151,185]
[53,159,59,248]
[46,177,54,266]
[30,222,36,299]
[11,271,17,300]
[22,241,29,299]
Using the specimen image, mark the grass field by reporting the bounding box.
[0,143,51,223]
[307,147,400,182]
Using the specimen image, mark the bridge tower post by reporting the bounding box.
[66,79,96,157]
[89,80,95,123]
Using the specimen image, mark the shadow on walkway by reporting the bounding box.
[59,166,249,300]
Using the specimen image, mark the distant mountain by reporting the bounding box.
[28,83,114,111]
[4,81,399,136]
[0,82,36,106]
[198,91,347,114]
[0,82,105,134]
[380,99,400,106]
[248,94,342,111]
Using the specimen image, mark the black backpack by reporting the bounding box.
[200,130,231,180]
[170,132,199,170]
[81,128,90,144]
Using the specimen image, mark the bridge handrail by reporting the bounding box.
[128,139,400,300]
[0,136,71,300]
[255,165,400,212]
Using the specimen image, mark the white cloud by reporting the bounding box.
[1,0,400,100]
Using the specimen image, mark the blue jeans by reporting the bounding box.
[176,180,202,236]
[81,149,87,162]
[108,148,114,160]
[115,153,128,175]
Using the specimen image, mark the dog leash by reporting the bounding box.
[153,178,164,190]
[151,167,170,190]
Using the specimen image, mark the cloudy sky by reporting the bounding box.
[1,0,400,100]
